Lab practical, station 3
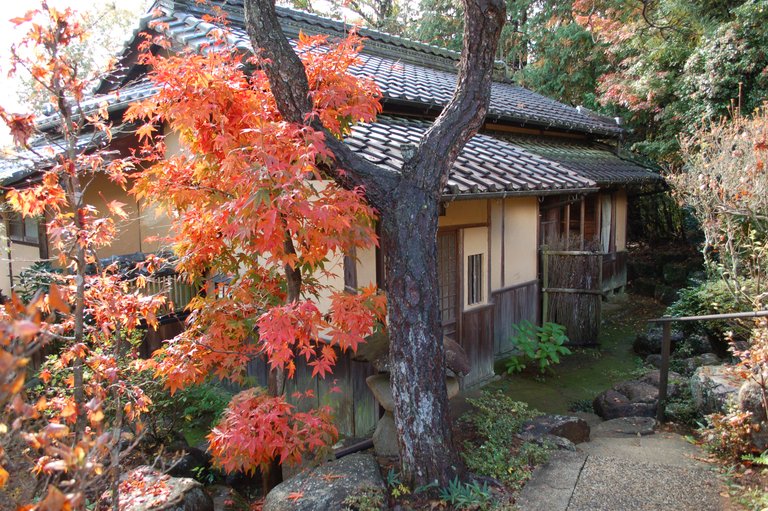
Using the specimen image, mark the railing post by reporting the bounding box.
[541,246,549,324]
[656,321,671,423]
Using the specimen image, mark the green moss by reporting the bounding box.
[488,297,664,414]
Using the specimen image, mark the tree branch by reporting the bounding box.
[243,0,399,206]
[411,0,506,192]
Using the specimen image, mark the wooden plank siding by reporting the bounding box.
[459,304,495,388]
[219,347,379,438]
[602,250,628,293]
[491,280,540,357]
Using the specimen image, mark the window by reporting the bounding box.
[7,212,40,244]
[467,253,483,305]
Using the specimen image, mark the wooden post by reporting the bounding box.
[657,322,671,422]
[541,246,549,324]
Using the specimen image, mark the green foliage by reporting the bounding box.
[505,321,571,374]
[667,279,752,352]
[143,378,232,445]
[386,468,411,499]
[438,477,492,510]
[461,391,550,489]
[568,398,594,413]
[664,385,700,426]
[742,450,768,466]
[735,487,768,511]
[342,487,387,511]
[15,261,62,303]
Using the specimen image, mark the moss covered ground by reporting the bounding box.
[487,294,665,414]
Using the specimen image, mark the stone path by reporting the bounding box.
[516,417,725,511]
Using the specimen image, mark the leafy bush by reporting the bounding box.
[15,261,62,303]
[667,279,752,354]
[145,379,232,445]
[460,391,550,489]
[505,321,571,374]
[438,477,491,510]
[699,409,759,460]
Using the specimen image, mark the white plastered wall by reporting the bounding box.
[501,197,538,287]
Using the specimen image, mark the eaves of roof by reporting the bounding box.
[346,116,599,198]
[97,0,624,137]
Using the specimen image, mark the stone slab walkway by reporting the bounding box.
[516,418,725,511]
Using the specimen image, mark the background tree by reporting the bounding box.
[1,3,165,508]
[244,0,506,487]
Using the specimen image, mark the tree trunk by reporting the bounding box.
[244,0,505,489]
[381,185,461,486]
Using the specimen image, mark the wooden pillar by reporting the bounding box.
[656,322,672,422]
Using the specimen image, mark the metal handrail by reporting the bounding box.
[647,310,768,422]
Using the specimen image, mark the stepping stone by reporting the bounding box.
[591,417,657,437]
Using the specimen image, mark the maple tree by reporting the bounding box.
[0,3,166,509]
[127,14,386,489]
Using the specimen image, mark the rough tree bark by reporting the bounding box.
[244,0,505,487]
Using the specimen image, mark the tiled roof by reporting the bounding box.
[0,124,136,185]
[502,136,662,186]
[35,80,157,131]
[121,0,624,136]
[346,117,596,197]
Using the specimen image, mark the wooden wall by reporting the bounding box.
[234,348,379,438]
[460,304,495,388]
[491,280,539,357]
[602,250,628,293]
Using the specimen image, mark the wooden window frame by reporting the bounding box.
[467,253,483,306]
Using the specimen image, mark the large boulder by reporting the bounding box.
[632,327,684,356]
[738,379,768,451]
[640,370,685,398]
[521,414,590,444]
[682,353,721,375]
[593,389,656,420]
[612,380,658,404]
[109,466,213,511]
[264,454,386,511]
[690,365,742,415]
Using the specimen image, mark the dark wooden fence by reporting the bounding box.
[541,247,603,345]
[492,280,539,357]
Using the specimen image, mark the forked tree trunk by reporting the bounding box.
[381,186,460,485]
[244,0,505,489]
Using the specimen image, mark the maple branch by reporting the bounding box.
[243,0,399,207]
[411,0,506,192]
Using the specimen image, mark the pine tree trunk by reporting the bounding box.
[380,185,461,487]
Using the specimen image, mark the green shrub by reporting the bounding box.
[667,279,753,355]
[460,391,551,489]
[15,261,62,303]
[505,321,571,374]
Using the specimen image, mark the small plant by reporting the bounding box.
[386,468,410,499]
[342,487,386,511]
[699,409,758,460]
[568,398,594,413]
[460,391,551,489]
[438,477,491,510]
[505,321,571,374]
[742,449,768,466]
